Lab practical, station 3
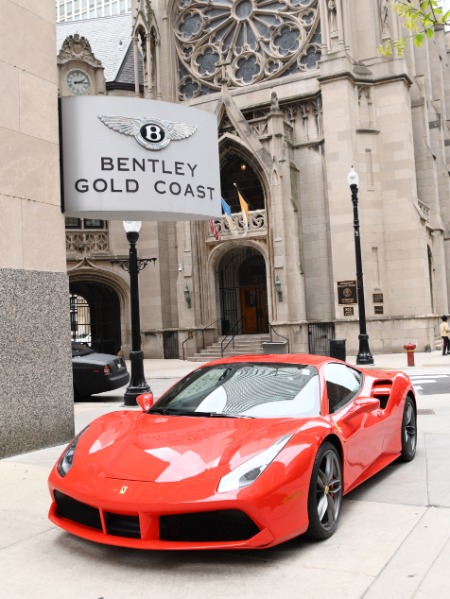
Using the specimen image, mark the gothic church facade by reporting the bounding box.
[58,0,450,359]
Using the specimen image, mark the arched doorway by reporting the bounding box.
[219,247,268,335]
[69,281,122,355]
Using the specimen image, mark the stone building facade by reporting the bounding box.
[58,0,450,361]
[0,1,74,458]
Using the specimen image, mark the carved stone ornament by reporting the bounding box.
[57,33,102,68]
[379,0,390,38]
[175,0,321,100]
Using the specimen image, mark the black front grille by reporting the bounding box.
[54,491,102,531]
[159,510,260,542]
[104,512,141,538]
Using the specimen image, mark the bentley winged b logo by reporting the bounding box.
[98,115,197,151]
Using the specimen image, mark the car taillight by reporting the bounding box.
[103,365,111,375]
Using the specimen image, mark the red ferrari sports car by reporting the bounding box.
[48,354,417,550]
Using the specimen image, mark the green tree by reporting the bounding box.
[378,1,450,56]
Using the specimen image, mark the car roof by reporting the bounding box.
[199,354,342,369]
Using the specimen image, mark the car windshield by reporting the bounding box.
[150,363,320,418]
[71,342,94,357]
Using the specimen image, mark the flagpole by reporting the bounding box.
[221,196,239,236]
[233,183,249,236]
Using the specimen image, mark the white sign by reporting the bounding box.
[60,96,221,220]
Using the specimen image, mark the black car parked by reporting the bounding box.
[72,342,130,399]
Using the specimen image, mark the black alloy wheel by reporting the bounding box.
[399,396,417,462]
[306,442,343,541]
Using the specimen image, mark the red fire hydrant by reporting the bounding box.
[404,343,416,367]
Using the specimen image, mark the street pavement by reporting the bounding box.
[1,350,450,598]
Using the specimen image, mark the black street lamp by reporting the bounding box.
[122,220,151,405]
[347,168,374,365]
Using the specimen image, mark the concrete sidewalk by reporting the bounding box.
[143,347,450,374]
[1,350,450,598]
[347,348,450,371]
[143,348,450,376]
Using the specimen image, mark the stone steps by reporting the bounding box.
[188,334,271,362]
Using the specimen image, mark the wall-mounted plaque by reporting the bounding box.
[338,281,357,305]
[373,293,384,303]
[374,306,384,314]
[343,306,354,316]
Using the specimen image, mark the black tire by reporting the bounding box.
[306,442,343,541]
[399,396,417,462]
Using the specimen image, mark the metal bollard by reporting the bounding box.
[403,343,416,367]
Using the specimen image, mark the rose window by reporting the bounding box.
[175,0,321,99]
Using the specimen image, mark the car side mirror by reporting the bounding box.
[137,392,155,411]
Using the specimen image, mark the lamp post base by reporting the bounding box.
[124,350,151,406]
[356,334,374,365]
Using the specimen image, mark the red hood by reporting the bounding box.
[73,411,301,483]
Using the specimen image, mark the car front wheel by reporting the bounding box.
[306,442,343,541]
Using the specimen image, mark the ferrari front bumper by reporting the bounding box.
[48,465,310,550]
[48,487,276,550]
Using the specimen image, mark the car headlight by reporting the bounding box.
[217,434,292,493]
[57,426,89,477]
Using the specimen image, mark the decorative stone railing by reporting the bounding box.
[66,231,110,255]
[417,199,430,221]
[207,209,266,240]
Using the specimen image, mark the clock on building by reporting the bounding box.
[65,68,91,95]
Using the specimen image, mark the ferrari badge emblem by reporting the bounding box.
[119,486,128,495]
[98,115,197,151]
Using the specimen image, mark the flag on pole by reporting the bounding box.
[209,218,220,240]
[221,197,239,235]
[238,191,249,236]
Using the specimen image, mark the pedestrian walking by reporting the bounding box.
[440,315,450,355]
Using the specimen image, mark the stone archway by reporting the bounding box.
[220,152,265,213]
[68,265,130,356]
[69,280,122,355]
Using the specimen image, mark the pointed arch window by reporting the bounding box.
[133,22,159,98]
[220,154,265,212]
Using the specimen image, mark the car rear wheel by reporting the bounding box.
[399,396,417,462]
[306,442,342,541]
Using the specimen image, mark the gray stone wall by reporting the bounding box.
[0,269,74,458]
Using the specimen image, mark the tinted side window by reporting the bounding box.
[71,342,94,357]
[324,363,362,413]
